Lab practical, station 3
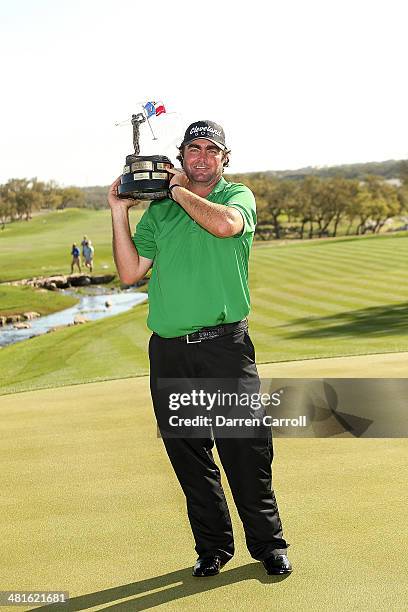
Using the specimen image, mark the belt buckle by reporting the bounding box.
[186,333,201,344]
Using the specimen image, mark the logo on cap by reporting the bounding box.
[181,120,227,150]
[190,125,222,137]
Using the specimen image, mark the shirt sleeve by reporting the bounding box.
[225,185,257,237]
[132,208,157,259]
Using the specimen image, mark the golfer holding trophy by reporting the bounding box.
[108,106,292,578]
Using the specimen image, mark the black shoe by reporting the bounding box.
[192,555,225,577]
[262,554,292,575]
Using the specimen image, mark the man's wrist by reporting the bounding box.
[110,203,130,217]
[168,184,183,201]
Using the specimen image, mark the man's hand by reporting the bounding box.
[167,167,191,190]
[108,176,140,210]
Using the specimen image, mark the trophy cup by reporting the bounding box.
[118,112,174,200]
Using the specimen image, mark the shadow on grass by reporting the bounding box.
[29,563,290,611]
[281,302,408,339]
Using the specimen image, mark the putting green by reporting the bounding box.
[257,350,408,377]
[1,358,407,611]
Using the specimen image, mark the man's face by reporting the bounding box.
[182,138,225,184]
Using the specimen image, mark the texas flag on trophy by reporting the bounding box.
[143,101,166,118]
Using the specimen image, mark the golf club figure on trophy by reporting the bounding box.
[117,101,174,200]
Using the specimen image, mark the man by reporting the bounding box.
[108,120,292,577]
[83,240,94,273]
[81,235,89,257]
[70,243,81,274]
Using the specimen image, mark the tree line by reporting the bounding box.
[262,158,405,181]
[1,161,407,239]
[0,178,85,228]
[227,173,407,239]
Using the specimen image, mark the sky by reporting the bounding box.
[0,0,407,186]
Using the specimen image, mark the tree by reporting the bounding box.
[354,185,373,235]
[287,177,320,239]
[0,188,14,229]
[365,177,400,233]
[309,178,356,238]
[35,180,63,210]
[58,186,86,209]
[1,178,43,221]
[399,160,408,187]
[330,178,360,237]
[253,177,296,239]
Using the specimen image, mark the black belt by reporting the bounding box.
[154,319,248,343]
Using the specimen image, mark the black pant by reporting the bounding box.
[149,327,288,563]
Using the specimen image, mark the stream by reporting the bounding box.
[0,289,148,348]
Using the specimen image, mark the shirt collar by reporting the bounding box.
[208,176,227,197]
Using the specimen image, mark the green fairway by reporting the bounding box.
[0,208,143,282]
[249,232,408,361]
[0,230,407,395]
[1,376,407,611]
[0,284,78,317]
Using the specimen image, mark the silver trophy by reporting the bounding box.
[117,112,173,200]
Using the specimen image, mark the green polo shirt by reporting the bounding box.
[132,177,256,338]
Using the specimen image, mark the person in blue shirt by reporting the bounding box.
[71,243,81,274]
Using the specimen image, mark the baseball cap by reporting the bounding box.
[180,120,227,150]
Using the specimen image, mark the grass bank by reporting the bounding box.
[1,232,407,395]
[0,284,78,317]
[0,207,142,282]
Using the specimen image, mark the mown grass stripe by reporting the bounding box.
[252,255,408,282]
[255,282,408,305]
[252,292,390,321]
[253,250,406,273]
[252,268,408,298]
[252,254,391,277]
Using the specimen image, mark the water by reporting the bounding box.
[0,290,148,348]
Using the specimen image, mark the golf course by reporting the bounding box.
[1,209,408,395]
[1,208,407,610]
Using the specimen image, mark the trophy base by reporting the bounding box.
[118,155,174,201]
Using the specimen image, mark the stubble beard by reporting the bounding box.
[184,165,223,188]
